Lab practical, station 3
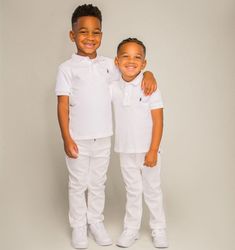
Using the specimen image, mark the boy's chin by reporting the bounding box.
[79,51,97,58]
[125,72,139,78]
[122,74,138,82]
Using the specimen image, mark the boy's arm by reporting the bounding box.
[142,71,158,96]
[57,96,78,158]
[144,108,163,167]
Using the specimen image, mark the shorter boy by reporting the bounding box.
[110,38,168,248]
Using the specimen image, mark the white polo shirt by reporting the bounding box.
[55,54,119,140]
[110,73,164,153]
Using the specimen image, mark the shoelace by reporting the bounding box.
[92,223,110,237]
[123,230,137,237]
[152,229,166,239]
[152,229,168,247]
[75,227,87,238]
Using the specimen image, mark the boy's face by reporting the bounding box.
[70,16,102,59]
[115,42,146,82]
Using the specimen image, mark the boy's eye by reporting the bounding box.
[79,30,88,34]
[78,30,101,36]
[93,31,101,35]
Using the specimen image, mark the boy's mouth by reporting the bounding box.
[84,43,95,49]
[125,65,137,71]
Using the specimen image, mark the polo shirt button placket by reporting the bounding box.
[123,90,129,106]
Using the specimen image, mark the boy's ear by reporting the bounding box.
[142,59,147,70]
[69,30,75,42]
[114,57,119,66]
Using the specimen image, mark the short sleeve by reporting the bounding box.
[106,59,120,82]
[55,66,71,96]
[149,89,164,110]
[109,81,117,101]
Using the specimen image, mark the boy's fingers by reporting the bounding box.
[144,161,151,167]
[72,149,78,158]
[147,87,152,95]
[141,80,145,90]
[146,160,157,167]
[148,86,154,95]
[74,144,78,152]
[74,145,79,154]
[67,147,78,158]
[151,85,155,94]
[67,152,73,158]
[65,149,70,157]
[70,153,78,159]
[144,88,150,96]
[148,162,153,167]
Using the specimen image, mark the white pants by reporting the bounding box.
[120,153,166,230]
[66,137,111,228]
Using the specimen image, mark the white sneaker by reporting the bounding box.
[72,226,88,249]
[152,229,168,248]
[116,229,139,248]
[89,222,112,246]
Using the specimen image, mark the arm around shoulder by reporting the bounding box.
[142,71,158,95]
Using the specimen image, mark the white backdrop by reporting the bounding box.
[1,1,235,250]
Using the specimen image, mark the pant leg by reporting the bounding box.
[142,152,166,230]
[87,137,111,225]
[65,140,90,228]
[120,153,143,230]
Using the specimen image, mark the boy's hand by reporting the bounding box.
[141,71,157,96]
[144,150,158,167]
[64,138,79,159]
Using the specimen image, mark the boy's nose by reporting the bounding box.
[87,33,95,39]
[128,57,135,63]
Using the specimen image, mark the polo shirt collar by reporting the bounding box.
[71,53,105,63]
[121,72,143,87]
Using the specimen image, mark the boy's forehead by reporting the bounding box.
[73,16,101,29]
[119,42,145,54]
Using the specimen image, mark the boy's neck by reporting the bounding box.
[76,51,97,59]
[121,72,141,83]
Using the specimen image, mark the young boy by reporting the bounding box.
[55,4,157,249]
[110,38,168,248]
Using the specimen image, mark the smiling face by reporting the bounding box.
[115,42,146,82]
[70,16,102,59]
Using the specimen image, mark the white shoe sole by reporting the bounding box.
[154,246,169,249]
[88,230,113,246]
[153,242,169,248]
[72,242,88,249]
[116,234,139,248]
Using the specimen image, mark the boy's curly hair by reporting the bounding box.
[71,4,102,26]
[117,38,146,55]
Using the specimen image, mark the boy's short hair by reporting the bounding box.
[71,4,102,26]
[117,38,146,56]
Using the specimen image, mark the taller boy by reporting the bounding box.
[55,4,156,249]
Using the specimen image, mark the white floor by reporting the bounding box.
[1,167,234,250]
